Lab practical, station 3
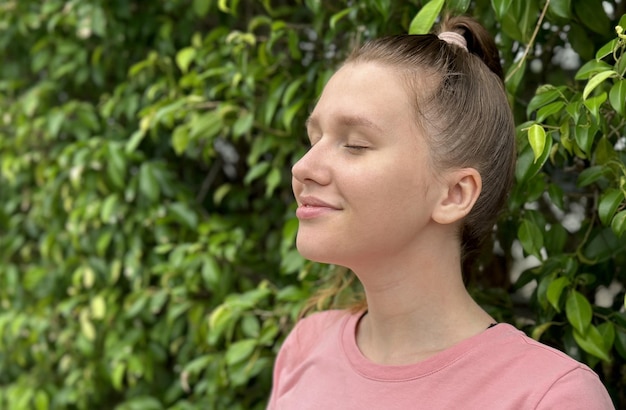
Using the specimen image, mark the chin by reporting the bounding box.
[296,239,343,265]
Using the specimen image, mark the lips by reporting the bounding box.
[296,196,341,219]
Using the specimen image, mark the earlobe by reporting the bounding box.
[432,168,482,225]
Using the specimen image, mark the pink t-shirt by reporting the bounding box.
[268,310,614,409]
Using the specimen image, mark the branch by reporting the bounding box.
[505,0,551,83]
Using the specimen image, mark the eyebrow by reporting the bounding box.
[306,114,382,132]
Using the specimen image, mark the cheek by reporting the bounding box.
[361,162,429,207]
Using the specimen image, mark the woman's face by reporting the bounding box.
[292,62,445,268]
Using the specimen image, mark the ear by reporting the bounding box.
[432,168,482,225]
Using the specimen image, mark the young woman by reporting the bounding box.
[268,15,614,409]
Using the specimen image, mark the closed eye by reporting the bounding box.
[344,145,369,151]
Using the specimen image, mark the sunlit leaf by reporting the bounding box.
[547,277,570,312]
[583,71,615,100]
[528,124,546,162]
[409,0,445,34]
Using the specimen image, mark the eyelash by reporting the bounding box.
[344,145,369,151]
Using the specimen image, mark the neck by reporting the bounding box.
[350,234,494,365]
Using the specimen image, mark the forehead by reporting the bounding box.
[309,62,415,130]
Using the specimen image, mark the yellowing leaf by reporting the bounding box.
[91,295,106,320]
[528,124,546,163]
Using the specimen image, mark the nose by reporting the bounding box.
[291,141,331,186]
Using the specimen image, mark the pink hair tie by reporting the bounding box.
[438,31,468,51]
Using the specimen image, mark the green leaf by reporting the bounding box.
[595,136,618,165]
[518,218,544,258]
[548,0,571,19]
[573,325,611,362]
[547,277,570,312]
[583,71,615,100]
[233,111,254,137]
[209,305,235,345]
[611,210,626,237]
[125,129,146,154]
[598,189,624,226]
[577,165,608,187]
[409,0,445,34]
[100,194,119,224]
[34,390,50,410]
[573,0,610,35]
[597,321,615,352]
[609,79,626,115]
[565,290,592,334]
[265,167,281,197]
[91,6,107,37]
[264,79,287,126]
[171,127,190,155]
[515,138,551,183]
[107,143,127,189]
[531,321,554,341]
[90,295,106,320]
[573,122,597,156]
[168,202,198,229]
[528,124,546,162]
[547,183,565,210]
[139,163,160,202]
[329,8,352,30]
[574,60,612,80]
[283,98,306,133]
[80,310,96,341]
[112,362,126,390]
[47,110,65,138]
[447,0,471,13]
[244,161,270,185]
[491,0,513,19]
[526,86,561,117]
[225,339,257,366]
[545,224,568,254]
[241,314,261,338]
[582,91,606,119]
[193,0,211,16]
[616,328,626,360]
[595,38,618,60]
[505,60,526,95]
[583,227,626,262]
[536,101,564,122]
[202,255,220,287]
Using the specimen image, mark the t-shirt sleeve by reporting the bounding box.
[535,367,614,410]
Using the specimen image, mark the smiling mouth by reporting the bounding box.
[295,198,340,219]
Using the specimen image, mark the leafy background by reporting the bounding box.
[0,0,625,408]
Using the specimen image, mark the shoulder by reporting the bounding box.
[269,309,354,407]
[282,310,351,350]
[275,310,352,363]
[483,324,614,409]
[488,324,584,367]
